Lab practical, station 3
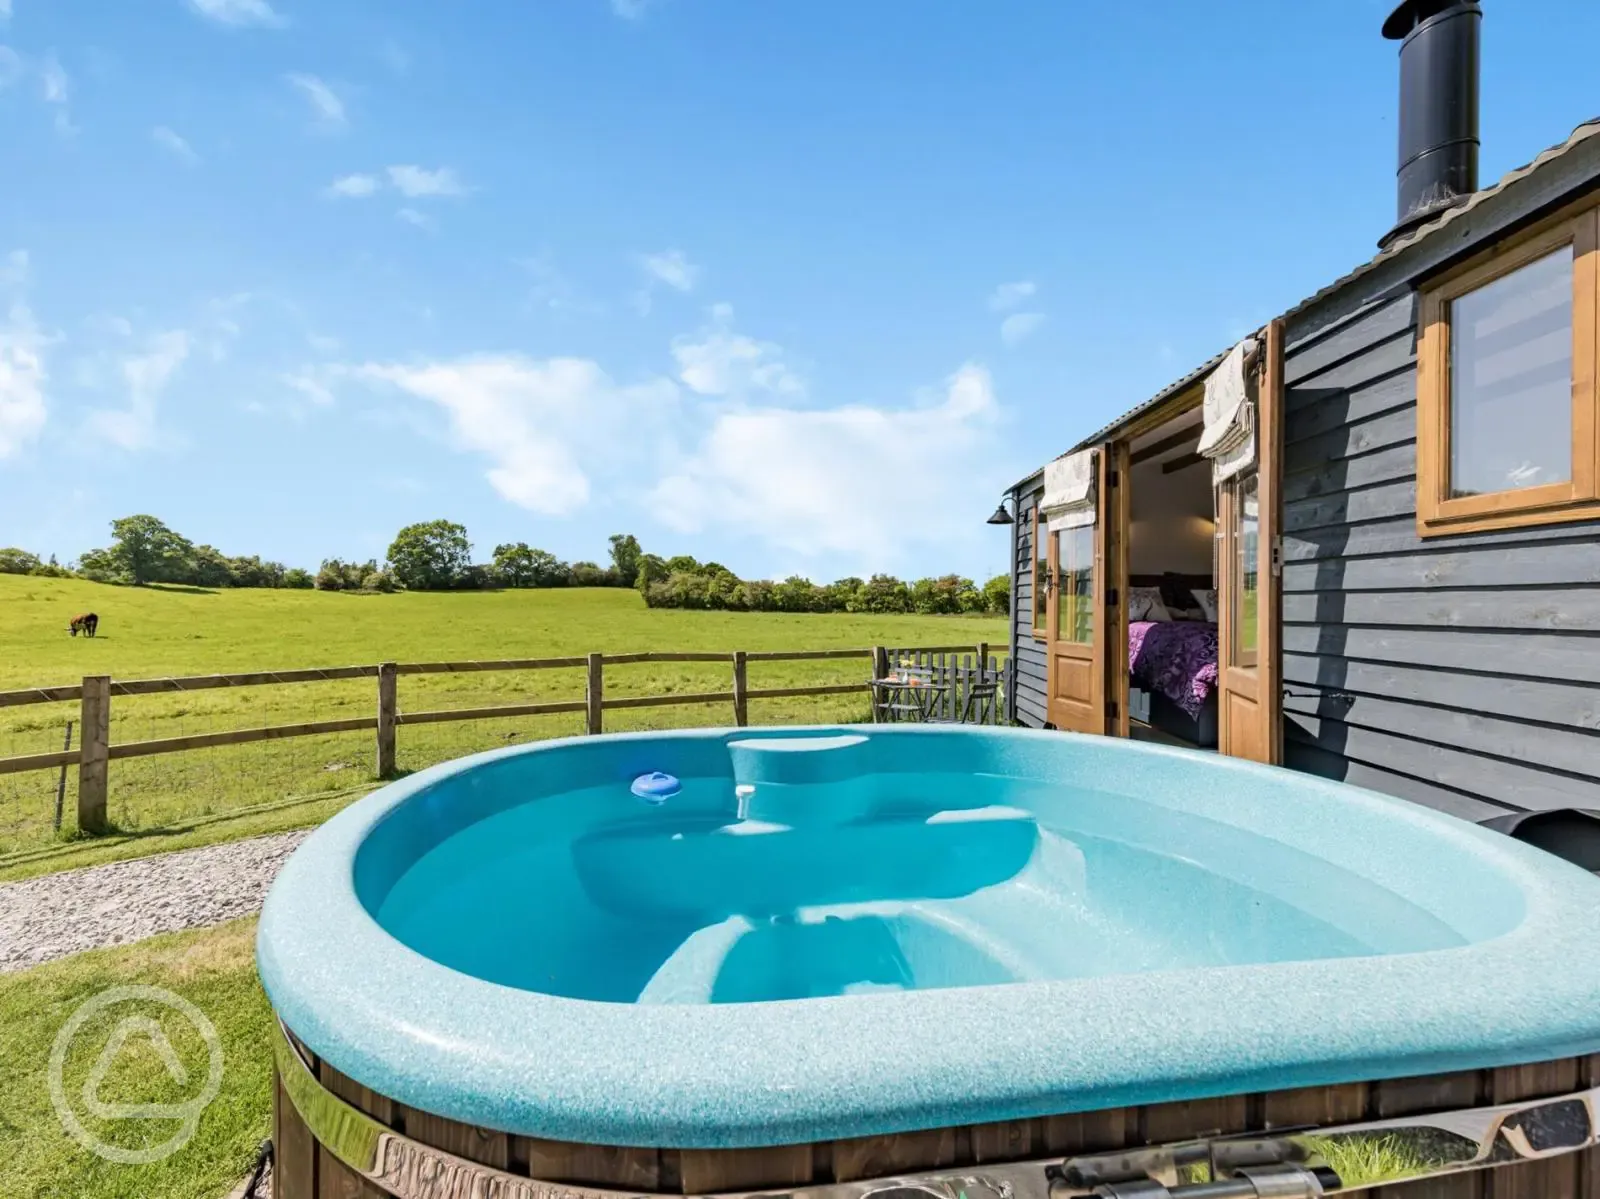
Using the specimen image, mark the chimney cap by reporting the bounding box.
[1382,0,1479,41]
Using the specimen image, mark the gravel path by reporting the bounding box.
[0,830,310,973]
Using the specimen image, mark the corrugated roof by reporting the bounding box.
[1009,116,1600,495]
[1281,116,1600,323]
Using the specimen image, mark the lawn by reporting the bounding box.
[0,576,1006,878]
[0,919,272,1199]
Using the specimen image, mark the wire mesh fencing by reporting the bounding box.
[0,643,1009,863]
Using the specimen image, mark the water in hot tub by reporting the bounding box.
[374,772,1465,1004]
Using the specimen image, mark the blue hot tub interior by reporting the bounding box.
[361,727,1497,1005]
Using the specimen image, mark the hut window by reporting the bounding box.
[1417,203,1600,535]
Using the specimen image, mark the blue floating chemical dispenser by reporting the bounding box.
[631,771,681,805]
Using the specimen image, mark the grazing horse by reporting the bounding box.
[68,612,99,638]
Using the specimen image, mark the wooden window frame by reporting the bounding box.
[1417,199,1600,536]
[1030,506,1049,641]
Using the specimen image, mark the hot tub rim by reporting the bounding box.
[255,724,1600,1150]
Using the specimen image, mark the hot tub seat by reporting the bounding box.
[256,725,1600,1151]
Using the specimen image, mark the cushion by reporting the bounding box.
[1193,588,1218,622]
[1128,586,1171,622]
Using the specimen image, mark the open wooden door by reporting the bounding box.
[1046,447,1110,735]
[1216,319,1284,764]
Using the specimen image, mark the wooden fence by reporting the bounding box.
[0,643,1010,836]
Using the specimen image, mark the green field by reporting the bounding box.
[0,576,1006,878]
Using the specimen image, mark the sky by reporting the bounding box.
[3,1,1599,585]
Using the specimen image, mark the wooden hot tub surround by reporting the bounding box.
[273,1021,1600,1199]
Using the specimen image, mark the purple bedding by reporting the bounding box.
[1129,620,1219,718]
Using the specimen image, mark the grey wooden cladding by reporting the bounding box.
[1009,486,1048,728]
[1282,623,1600,685]
[1285,739,1511,823]
[1282,586,1600,633]
[1282,264,1600,816]
[1283,652,1600,732]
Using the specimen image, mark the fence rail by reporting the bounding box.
[0,643,1010,838]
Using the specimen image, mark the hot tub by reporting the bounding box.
[257,726,1600,1197]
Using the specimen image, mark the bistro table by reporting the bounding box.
[868,673,951,723]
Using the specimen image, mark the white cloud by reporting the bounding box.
[516,255,601,316]
[0,250,48,459]
[186,0,285,28]
[286,73,346,130]
[652,363,1001,565]
[349,356,678,514]
[0,1,12,22]
[0,47,20,87]
[396,207,435,231]
[39,52,71,133]
[987,280,1036,312]
[671,304,802,398]
[641,249,699,293]
[326,172,379,198]
[387,164,465,197]
[282,369,334,406]
[152,125,199,164]
[85,330,190,451]
[1000,312,1046,346]
[307,332,341,353]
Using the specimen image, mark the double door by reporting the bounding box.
[1042,319,1282,762]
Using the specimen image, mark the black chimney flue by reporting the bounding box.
[1378,0,1481,249]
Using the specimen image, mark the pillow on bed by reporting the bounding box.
[1193,588,1218,622]
[1128,586,1171,622]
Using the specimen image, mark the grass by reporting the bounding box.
[0,575,1006,878]
[0,918,272,1199]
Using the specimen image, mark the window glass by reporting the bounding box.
[1233,476,1259,666]
[1449,247,1573,497]
[1054,525,1093,645]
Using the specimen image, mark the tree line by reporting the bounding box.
[0,515,1010,616]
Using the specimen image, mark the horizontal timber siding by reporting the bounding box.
[1011,486,1048,729]
[1280,290,1600,817]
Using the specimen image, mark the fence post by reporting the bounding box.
[870,646,887,723]
[586,653,604,735]
[77,675,111,835]
[53,719,74,832]
[376,662,398,779]
[732,651,749,727]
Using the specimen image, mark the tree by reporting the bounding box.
[0,548,41,575]
[608,534,643,587]
[386,520,471,591]
[492,542,571,588]
[982,573,1010,615]
[635,553,668,594]
[190,544,235,588]
[859,574,910,613]
[108,515,194,585]
[570,560,615,587]
[283,567,315,589]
